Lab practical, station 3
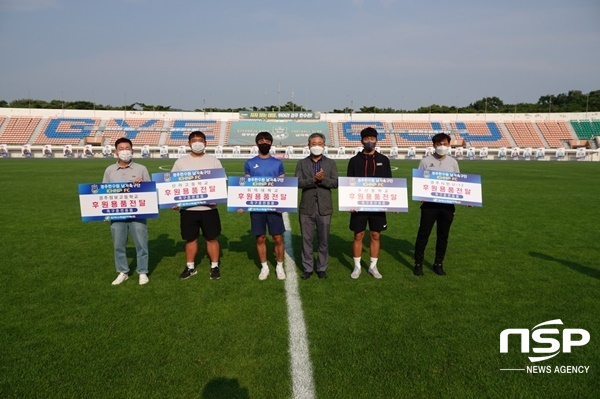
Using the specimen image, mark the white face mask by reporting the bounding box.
[118,150,132,162]
[191,142,205,154]
[435,145,449,156]
[310,146,324,156]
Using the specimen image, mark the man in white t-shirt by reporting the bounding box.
[172,131,224,280]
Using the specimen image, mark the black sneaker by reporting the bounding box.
[179,267,197,280]
[316,271,328,279]
[301,271,312,280]
[210,266,221,280]
[433,264,446,276]
[413,264,424,276]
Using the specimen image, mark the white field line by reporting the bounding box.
[282,212,316,399]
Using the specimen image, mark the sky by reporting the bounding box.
[0,0,599,112]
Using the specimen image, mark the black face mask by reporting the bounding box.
[363,142,376,152]
[258,143,271,155]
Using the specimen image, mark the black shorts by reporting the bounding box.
[180,208,221,241]
[349,212,388,233]
[250,212,285,236]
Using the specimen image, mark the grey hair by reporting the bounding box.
[308,132,326,144]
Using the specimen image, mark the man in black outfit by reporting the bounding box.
[347,127,392,280]
[413,133,460,276]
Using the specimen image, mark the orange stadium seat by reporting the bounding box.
[328,122,335,147]
[0,117,42,144]
[223,121,232,146]
[450,121,512,148]
[536,121,573,148]
[504,122,545,148]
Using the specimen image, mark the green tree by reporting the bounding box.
[469,96,504,112]
[2,90,600,113]
[331,107,354,113]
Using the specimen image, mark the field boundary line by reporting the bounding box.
[283,212,316,399]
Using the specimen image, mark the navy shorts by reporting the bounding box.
[349,212,387,233]
[180,209,221,241]
[250,212,285,236]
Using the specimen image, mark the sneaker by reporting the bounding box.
[413,264,424,277]
[139,274,149,285]
[258,266,270,280]
[276,264,286,280]
[111,272,128,285]
[350,266,361,279]
[368,266,383,279]
[210,266,221,280]
[433,264,446,276]
[179,267,197,280]
[316,271,328,279]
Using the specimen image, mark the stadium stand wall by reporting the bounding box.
[0,108,598,161]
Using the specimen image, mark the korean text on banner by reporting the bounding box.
[412,169,482,207]
[152,168,227,209]
[78,181,159,222]
[227,176,298,212]
[338,177,408,212]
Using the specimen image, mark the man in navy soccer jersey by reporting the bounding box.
[242,131,287,281]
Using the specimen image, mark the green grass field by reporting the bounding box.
[0,158,598,399]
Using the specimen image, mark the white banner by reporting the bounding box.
[152,168,227,209]
[338,177,408,212]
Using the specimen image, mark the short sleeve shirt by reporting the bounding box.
[418,155,460,173]
[244,156,284,177]
[171,153,224,211]
[171,153,222,172]
[102,161,150,183]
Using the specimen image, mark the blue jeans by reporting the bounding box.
[110,220,149,274]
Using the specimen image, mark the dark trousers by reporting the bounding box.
[299,211,331,273]
[414,203,455,265]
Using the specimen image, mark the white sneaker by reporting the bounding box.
[350,266,361,279]
[275,264,286,280]
[139,274,149,285]
[258,266,270,280]
[112,272,129,285]
[368,266,382,279]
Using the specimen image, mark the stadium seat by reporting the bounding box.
[338,122,391,148]
[570,120,600,140]
[35,118,102,145]
[0,117,42,144]
[450,121,512,148]
[536,121,573,148]
[504,122,545,148]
